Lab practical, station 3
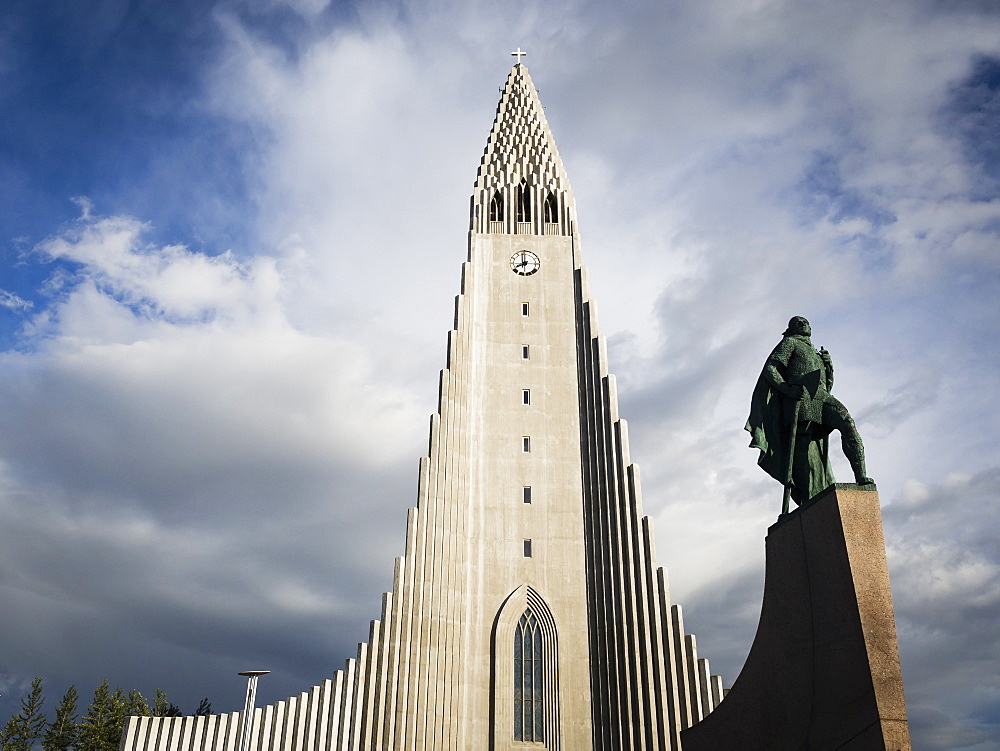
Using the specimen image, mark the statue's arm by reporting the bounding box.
[763,338,804,399]
[820,347,834,392]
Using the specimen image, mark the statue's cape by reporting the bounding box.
[745,370,835,502]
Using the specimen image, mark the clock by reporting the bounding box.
[510,250,540,276]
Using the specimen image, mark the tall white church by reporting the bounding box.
[121,62,724,751]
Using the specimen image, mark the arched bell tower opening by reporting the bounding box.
[543,191,558,224]
[490,189,505,230]
[516,180,532,226]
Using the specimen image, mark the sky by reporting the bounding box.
[0,0,998,748]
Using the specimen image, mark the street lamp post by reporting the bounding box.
[236,670,270,751]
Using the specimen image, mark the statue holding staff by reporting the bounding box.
[746,316,874,512]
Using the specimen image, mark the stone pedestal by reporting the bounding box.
[681,485,910,750]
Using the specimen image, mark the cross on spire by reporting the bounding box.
[511,47,527,64]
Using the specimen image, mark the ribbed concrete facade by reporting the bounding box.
[120,64,724,751]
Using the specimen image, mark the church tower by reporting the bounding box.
[121,61,724,751]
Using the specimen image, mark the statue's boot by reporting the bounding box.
[843,429,874,485]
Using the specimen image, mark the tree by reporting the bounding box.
[43,685,79,751]
[1,677,46,751]
[152,688,170,718]
[124,690,149,718]
[78,679,128,751]
[5,677,183,751]
[21,678,47,748]
[195,698,212,716]
[1,715,21,751]
[151,689,181,718]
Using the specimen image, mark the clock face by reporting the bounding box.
[510,250,540,276]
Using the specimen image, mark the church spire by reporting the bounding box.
[472,64,574,235]
[119,62,729,751]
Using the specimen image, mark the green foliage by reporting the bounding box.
[1,677,46,751]
[0,677,203,751]
[195,698,212,717]
[1,715,22,751]
[77,679,127,751]
[124,689,149,718]
[151,688,182,718]
[42,685,79,751]
[152,688,170,718]
[21,678,46,747]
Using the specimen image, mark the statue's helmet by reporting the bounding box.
[783,316,810,336]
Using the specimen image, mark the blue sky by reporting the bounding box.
[2,1,999,748]
[2,0,252,334]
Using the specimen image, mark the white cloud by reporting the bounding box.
[0,289,31,311]
[35,215,281,328]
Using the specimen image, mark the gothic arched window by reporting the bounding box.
[513,609,544,742]
[543,192,558,224]
[489,191,504,222]
[516,181,532,223]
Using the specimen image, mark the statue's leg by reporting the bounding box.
[824,398,874,485]
[791,426,811,505]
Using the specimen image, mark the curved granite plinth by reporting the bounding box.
[681,485,910,751]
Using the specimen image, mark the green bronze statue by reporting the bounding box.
[746,316,874,512]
